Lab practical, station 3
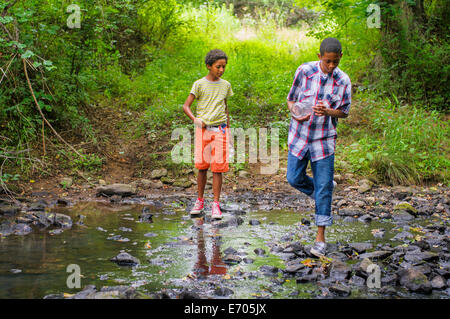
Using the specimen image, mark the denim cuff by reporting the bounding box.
[315,214,333,226]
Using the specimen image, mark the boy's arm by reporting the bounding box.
[224,98,230,128]
[183,93,205,127]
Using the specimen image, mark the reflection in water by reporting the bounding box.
[192,218,227,278]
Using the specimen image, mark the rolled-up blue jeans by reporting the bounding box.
[286,150,334,226]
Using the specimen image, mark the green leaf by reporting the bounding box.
[0,16,13,24]
[32,61,42,68]
[21,50,34,58]
[43,60,53,66]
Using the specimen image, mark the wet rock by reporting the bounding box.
[354,200,366,208]
[96,226,107,232]
[223,254,242,265]
[357,179,373,193]
[381,273,397,286]
[392,211,415,223]
[119,227,132,232]
[13,223,32,235]
[139,212,153,223]
[151,168,168,179]
[355,258,375,278]
[358,250,392,261]
[214,287,234,297]
[358,214,372,223]
[329,283,351,297]
[160,177,174,185]
[10,268,22,274]
[431,275,447,290]
[342,216,357,223]
[172,179,193,188]
[96,184,136,197]
[178,289,201,299]
[76,214,86,226]
[284,263,306,273]
[392,231,414,241]
[329,260,351,281]
[301,218,311,226]
[70,285,138,299]
[349,243,373,254]
[398,268,432,294]
[52,213,72,229]
[0,205,20,216]
[259,265,279,276]
[144,232,157,238]
[27,200,48,212]
[95,286,138,299]
[43,293,65,299]
[392,186,414,200]
[254,248,266,256]
[296,273,318,283]
[110,252,140,266]
[249,219,260,226]
[223,247,238,255]
[216,216,243,228]
[404,250,439,264]
[243,257,254,264]
[393,202,418,215]
[349,275,366,286]
[49,228,64,235]
[338,208,364,217]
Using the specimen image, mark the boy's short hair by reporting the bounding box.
[205,49,228,66]
[320,38,342,55]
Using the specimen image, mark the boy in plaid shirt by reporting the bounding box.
[286,38,351,257]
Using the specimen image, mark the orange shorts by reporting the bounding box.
[194,126,229,173]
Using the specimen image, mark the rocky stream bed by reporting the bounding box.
[0,182,449,299]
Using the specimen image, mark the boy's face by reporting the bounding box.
[318,52,342,74]
[207,59,227,79]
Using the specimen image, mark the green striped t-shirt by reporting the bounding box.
[190,77,233,126]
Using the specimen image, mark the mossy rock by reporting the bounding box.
[393,202,418,214]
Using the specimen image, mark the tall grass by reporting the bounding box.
[338,93,450,185]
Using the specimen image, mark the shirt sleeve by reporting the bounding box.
[337,81,352,114]
[190,81,200,98]
[287,66,304,101]
[227,83,234,98]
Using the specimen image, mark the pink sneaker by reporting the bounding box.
[190,198,204,216]
[211,201,223,220]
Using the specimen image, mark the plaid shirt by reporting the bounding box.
[287,61,351,162]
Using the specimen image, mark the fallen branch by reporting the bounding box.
[22,58,82,157]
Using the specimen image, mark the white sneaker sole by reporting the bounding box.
[190,209,203,216]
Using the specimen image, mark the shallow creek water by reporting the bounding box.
[0,198,440,299]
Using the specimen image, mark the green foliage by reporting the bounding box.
[339,93,449,185]
[57,149,103,173]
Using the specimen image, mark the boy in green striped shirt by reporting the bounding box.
[183,49,233,219]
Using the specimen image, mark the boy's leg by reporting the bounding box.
[286,151,314,197]
[197,169,208,199]
[212,172,222,202]
[210,129,229,219]
[310,154,335,231]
